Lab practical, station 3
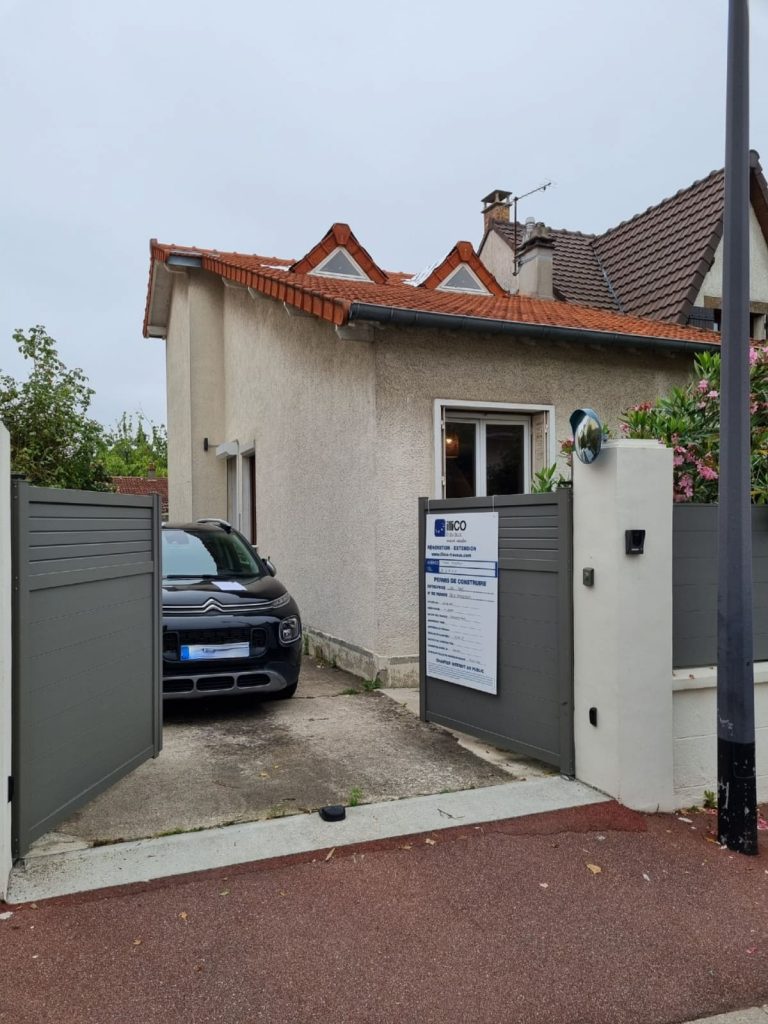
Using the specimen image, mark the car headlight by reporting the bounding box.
[278,616,301,645]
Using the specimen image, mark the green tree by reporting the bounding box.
[100,413,167,477]
[0,326,111,490]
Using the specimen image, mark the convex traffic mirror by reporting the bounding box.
[569,408,604,465]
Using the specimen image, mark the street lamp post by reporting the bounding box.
[717,0,758,855]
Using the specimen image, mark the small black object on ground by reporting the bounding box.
[319,805,346,822]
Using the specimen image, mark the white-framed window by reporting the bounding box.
[437,264,489,294]
[433,400,555,499]
[311,247,370,281]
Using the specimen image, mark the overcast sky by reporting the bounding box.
[2,0,767,427]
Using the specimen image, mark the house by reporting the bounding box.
[111,471,169,519]
[478,150,768,337]
[144,195,722,685]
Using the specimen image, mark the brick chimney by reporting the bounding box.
[516,222,554,300]
[481,189,512,234]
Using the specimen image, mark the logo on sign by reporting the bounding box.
[434,519,446,537]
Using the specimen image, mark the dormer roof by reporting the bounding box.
[290,223,388,284]
[414,241,505,296]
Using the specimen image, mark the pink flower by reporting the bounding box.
[699,465,719,481]
[750,347,759,365]
[673,453,684,467]
[707,390,719,400]
[697,379,710,392]
[677,474,695,499]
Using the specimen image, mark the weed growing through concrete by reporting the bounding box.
[703,789,717,809]
[362,679,382,692]
[339,687,360,696]
[348,787,363,807]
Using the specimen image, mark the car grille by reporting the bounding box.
[177,627,252,645]
[162,672,272,695]
[163,626,269,661]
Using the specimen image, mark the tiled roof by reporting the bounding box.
[145,237,717,347]
[290,223,388,283]
[492,222,618,309]
[487,152,768,324]
[593,169,724,322]
[112,476,169,513]
[415,240,505,296]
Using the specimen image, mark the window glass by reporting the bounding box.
[486,424,525,495]
[315,249,367,279]
[440,265,486,292]
[162,529,264,579]
[445,421,476,497]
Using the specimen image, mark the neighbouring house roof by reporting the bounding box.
[144,230,718,352]
[112,475,169,515]
[484,151,768,324]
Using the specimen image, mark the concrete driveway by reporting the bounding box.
[46,661,533,848]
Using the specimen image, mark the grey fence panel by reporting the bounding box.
[12,483,162,857]
[419,490,573,774]
[673,504,768,668]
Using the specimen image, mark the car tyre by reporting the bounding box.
[273,681,298,700]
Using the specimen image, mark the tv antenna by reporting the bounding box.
[511,181,552,274]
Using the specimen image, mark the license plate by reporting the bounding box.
[180,642,250,662]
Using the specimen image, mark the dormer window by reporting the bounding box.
[311,247,371,281]
[438,264,490,295]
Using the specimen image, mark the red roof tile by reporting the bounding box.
[146,240,717,347]
[290,223,388,284]
[112,476,168,514]
[417,241,506,297]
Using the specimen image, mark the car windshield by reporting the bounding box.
[162,528,265,579]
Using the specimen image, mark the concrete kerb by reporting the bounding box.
[7,775,607,904]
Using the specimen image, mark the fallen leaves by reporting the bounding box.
[586,863,602,875]
[425,838,437,846]
[324,847,336,862]
[219,889,230,897]
[179,912,189,923]
[539,882,549,889]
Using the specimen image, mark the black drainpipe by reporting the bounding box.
[347,302,719,355]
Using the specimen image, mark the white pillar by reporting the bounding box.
[573,440,675,811]
[0,424,12,897]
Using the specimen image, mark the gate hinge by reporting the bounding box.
[7,776,13,803]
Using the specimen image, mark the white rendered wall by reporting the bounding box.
[672,665,768,805]
[0,424,11,898]
[573,440,676,811]
[221,285,379,659]
[695,207,768,307]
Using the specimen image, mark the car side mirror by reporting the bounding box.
[264,557,277,577]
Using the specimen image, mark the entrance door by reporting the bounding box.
[11,482,162,858]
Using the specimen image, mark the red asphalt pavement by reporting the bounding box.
[1,802,767,1024]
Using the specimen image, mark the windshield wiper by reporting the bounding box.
[163,573,219,579]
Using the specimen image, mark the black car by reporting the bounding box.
[161,519,301,700]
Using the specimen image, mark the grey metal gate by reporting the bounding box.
[11,482,162,857]
[419,491,574,774]
[673,503,768,667]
